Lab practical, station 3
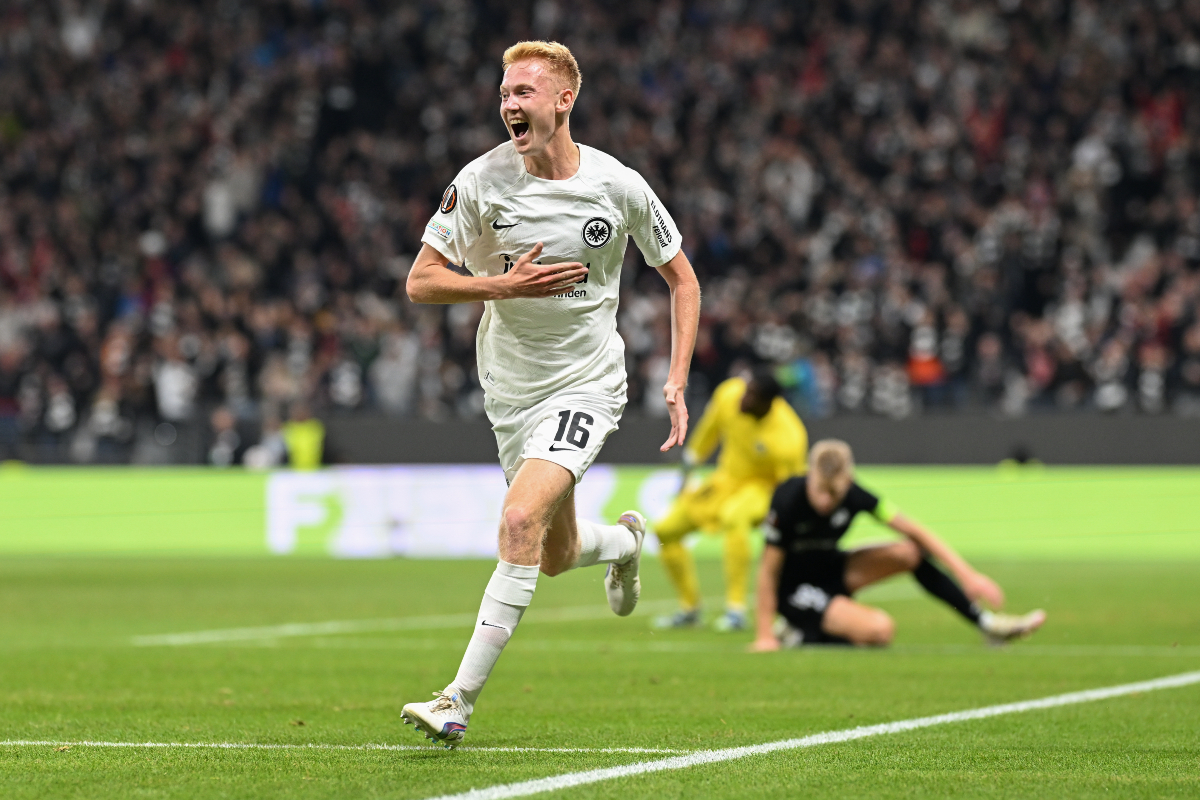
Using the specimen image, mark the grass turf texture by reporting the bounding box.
[0,468,1198,798]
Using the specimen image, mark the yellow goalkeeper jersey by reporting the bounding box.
[685,377,807,485]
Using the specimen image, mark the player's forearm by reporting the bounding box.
[665,271,700,387]
[754,566,779,640]
[654,249,700,388]
[893,515,974,582]
[406,265,507,304]
[755,547,784,639]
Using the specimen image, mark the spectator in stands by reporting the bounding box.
[206,405,246,467]
[1,1,1199,463]
[281,402,324,470]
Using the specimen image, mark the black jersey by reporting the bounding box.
[763,476,888,554]
[765,476,898,644]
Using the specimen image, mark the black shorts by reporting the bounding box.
[776,549,851,645]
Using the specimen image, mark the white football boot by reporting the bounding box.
[401,690,469,749]
[979,609,1047,645]
[604,510,646,616]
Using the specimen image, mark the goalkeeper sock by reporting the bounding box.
[570,519,637,569]
[446,560,538,715]
[912,557,982,625]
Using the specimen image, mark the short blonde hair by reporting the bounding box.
[502,40,582,95]
[810,439,855,482]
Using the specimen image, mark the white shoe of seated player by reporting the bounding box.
[979,609,1047,644]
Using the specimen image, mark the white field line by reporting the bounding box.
[0,740,685,755]
[131,599,693,647]
[423,670,1200,800]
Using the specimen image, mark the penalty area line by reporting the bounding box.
[0,740,686,755]
[424,669,1200,800]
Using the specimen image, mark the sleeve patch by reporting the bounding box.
[439,184,457,214]
[426,220,453,241]
[650,201,673,245]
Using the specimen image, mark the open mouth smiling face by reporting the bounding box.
[508,117,530,142]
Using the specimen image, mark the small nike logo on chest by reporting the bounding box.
[491,220,520,230]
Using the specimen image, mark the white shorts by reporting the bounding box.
[486,385,626,485]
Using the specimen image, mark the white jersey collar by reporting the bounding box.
[518,142,586,184]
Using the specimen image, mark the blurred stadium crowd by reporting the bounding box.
[3,0,1200,464]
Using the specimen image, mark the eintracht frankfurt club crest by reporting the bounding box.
[582,217,612,248]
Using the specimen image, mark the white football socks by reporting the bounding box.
[443,522,635,716]
[571,519,638,569]
[447,560,539,716]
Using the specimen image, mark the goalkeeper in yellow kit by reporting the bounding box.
[653,369,807,631]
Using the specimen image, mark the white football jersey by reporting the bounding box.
[421,142,681,407]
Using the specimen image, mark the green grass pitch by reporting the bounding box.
[1,467,1199,798]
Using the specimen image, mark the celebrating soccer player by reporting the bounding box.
[653,369,807,632]
[400,41,700,747]
[752,439,1046,650]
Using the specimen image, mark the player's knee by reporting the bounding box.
[897,540,922,570]
[716,506,746,531]
[538,560,567,578]
[862,611,895,646]
[841,608,894,646]
[502,504,539,540]
[654,527,682,546]
[653,517,689,544]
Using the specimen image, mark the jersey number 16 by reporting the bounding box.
[553,410,593,448]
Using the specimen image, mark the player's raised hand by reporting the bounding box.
[961,570,1005,610]
[500,242,589,298]
[660,381,688,452]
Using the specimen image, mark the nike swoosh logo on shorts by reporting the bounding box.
[491,220,520,230]
[548,445,576,452]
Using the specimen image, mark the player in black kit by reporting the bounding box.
[751,439,1046,650]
